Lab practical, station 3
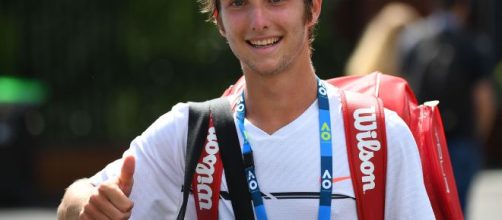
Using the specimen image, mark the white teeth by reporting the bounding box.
[249,37,280,47]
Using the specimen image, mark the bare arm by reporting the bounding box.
[57,155,135,220]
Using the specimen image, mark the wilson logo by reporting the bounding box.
[195,126,219,210]
[353,106,381,193]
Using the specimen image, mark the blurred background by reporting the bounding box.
[0,0,501,219]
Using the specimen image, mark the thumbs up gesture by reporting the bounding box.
[79,155,136,220]
[117,155,135,196]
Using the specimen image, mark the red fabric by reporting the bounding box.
[330,73,462,220]
[328,73,417,126]
[414,104,462,220]
[192,116,224,220]
[339,90,387,220]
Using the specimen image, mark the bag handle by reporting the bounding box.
[340,90,387,220]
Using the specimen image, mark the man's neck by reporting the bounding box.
[242,60,318,135]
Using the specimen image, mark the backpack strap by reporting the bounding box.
[178,98,254,220]
[210,98,254,220]
[178,101,211,220]
[339,90,387,220]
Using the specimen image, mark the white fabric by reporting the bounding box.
[90,84,435,219]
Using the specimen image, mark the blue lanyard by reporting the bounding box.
[235,79,333,220]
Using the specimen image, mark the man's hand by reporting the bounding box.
[79,155,136,220]
[57,155,136,220]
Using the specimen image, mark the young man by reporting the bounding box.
[58,0,435,219]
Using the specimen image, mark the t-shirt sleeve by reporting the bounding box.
[89,102,189,219]
[383,110,435,219]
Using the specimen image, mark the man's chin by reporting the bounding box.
[244,61,288,77]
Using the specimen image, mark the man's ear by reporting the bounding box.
[215,12,227,38]
[217,22,226,37]
[309,0,322,27]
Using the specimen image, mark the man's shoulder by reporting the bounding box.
[154,96,237,132]
[137,102,191,143]
[324,82,342,100]
[153,102,190,126]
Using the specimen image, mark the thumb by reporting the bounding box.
[118,155,135,196]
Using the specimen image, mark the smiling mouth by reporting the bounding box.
[247,37,282,48]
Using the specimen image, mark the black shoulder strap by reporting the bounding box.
[210,98,254,220]
[177,101,210,220]
[178,98,254,220]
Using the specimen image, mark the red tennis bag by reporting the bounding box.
[327,72,463,220]
[195,72,462,219]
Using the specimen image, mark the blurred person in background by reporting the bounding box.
[398,0,497,213]
[345,2,420,76]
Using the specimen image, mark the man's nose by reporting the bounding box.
[250,6,269,32]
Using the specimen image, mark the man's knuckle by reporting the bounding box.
[82,203,92,213]
[78,212,89,220]
[89,194,100,204]
[120,211,132,220]
[97,184,111,193]
[116,199,133,212]
[109,211,127,220]
[125,200,134,211]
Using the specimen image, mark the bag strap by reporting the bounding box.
[210,98,254,220]
[179,98,254,220]
[339,90,387,220]
[178,101,211,220]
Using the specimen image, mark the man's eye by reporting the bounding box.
[231,0,245,7]
[270,0,282,3]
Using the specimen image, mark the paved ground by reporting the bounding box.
[0,169,501,219]
[0,209,56,220]
[467,169,502,220]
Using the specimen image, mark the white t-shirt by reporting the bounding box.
[90,84,435,219]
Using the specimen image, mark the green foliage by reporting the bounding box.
[0,0,349,146]
[0,6,20,76]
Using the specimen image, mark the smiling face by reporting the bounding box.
[217,0,320,76]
